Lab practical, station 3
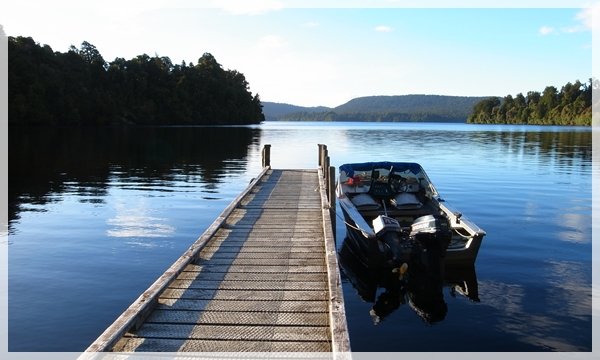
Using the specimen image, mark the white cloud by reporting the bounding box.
[257,35,288,49]
[539,25,555,35]
[302,21,320,28]
[539,5,598,36]
[214,0,283,15]
[575,4,598,30]
[375,25,393,32]
[535,6,597,37]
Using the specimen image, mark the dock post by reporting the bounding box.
[318,144,326,167]
[329,165,336,235]
[317,144,336,237]
[323,148,330,195]
[324,154,330,196]
[262,144,271,168]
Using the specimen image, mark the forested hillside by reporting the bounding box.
[263,95,487,122]
[261,102,330,121]
[8,36,264,126]
[467,80,593,126]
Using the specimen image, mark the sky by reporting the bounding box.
[0,1,597,107]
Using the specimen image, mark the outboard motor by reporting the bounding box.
[409,215,452,279]
[373,215,416,266]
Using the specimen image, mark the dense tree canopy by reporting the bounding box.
[8,36,264,125]
[467,80,594,126]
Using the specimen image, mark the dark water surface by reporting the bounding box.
[8,122,592,352]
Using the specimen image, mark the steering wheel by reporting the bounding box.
[389,174,408,192]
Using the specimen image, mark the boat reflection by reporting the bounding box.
[339,237,479,325]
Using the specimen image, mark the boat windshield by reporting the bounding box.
[339,162,438,197]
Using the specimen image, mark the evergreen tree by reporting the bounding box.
[8,36,265,126]
[468,80,592,126]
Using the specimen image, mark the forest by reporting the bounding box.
[8,36,265,126]
[467,80,594,126]
[274,110,467,122]
[263,95,486,122]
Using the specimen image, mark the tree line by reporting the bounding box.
[278,111,466,122]
[467,80,594,126]
[8,36,264,126]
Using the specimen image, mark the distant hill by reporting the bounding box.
[261,102,331,121]
[262,95,489,122]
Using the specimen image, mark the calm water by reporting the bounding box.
[8,122,593,352]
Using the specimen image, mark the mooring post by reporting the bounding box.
[262,144,271,168]
[317,144,336,234]
[318,144,326,168]
[328,165,336,234]
[323,153,330,197]
[328,165,335,209]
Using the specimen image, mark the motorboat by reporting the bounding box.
[336,162,485,270]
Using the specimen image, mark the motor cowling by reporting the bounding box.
[409,215,452,277]
[373,215,401,235]
[410,215,451,243]
[373,215,418,266]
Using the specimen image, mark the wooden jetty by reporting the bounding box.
[84,144,350,354]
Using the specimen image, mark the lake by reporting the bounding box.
[7,121,593,352]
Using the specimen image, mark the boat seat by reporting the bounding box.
[391,192,423,209]
[350,193,381,211]
[341,183,370,194]
[390,178,423,210]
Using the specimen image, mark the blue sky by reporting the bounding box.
[1,1,595,107]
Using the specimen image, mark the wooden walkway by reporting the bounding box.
[85,146,349,354]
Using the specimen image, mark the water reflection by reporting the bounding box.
[8,126,262,233]
[472,131,592,176]
[478,266,591,350]
[107,199,175,238]
[557,212,589,243]
[8,122,592,351]
[338,127,591,174]
[338,237,479,325]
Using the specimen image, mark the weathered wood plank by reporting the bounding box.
[156,299,330,313]
[184,264,327,273]
[202,246,324,253]
[198,250,325,259]
[160,289,328,301]
[193,257,325,267]
[145,310,329,326]
[127,323,330,342]
[168,279,328,291]
[210,233,326,242]
[113,338,331,352]
[175,271,327,283]
[215,228,324,236]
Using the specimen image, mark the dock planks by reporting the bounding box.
[86,167,350,354]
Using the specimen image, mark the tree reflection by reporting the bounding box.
[342,127,591,175]
[8,126,261,230]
